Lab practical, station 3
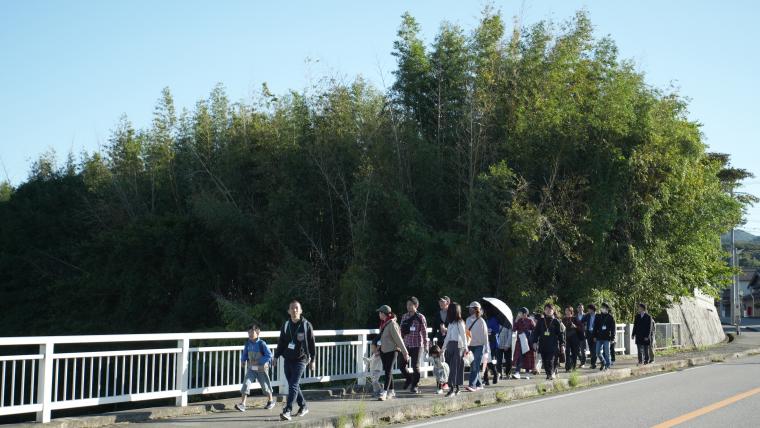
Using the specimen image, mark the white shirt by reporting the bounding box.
[443,320,468,349]
[466,315,488,347]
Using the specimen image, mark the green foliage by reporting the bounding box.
[0,8,751,335]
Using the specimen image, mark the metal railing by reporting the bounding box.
[0,329,436,423]
[0,323,683,423]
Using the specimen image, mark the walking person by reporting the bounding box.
[464,301,488,391]
[374,305,409,401]
[576,303,587,367]
[648,315,657,363]
[511,307,536,379]
[562,306,584,372]
[236,324,275,412]
[632,303,653,365]
[399,297,428,393]
[483,308,501,385]
[274,300,316,421]
[593,303,615,371]
[532,304,564,380]
[443,302,468,397]
[581,304,599,369]
[433,296,450,347]
[496,322,513,379]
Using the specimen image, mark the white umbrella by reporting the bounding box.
[481,297,514,328]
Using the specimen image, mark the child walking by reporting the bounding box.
[236,324,275,411]
[426,345,450,394]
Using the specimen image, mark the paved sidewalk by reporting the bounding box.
[10,332,760,428]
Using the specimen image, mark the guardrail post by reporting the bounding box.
[175,338,189,407]
[36,342,53,423]
[276,356,286,393]
[625,324,636,356]
[356,334,367,386]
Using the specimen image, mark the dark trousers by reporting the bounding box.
[586,336,597,367]
[540,350,556,377]
[283,359,307,412]
[496,348,512,377]
[578,337,587,365]
[399,347,421,388]
[638,343,651,364]
[381,351,397,392]
[565,336,580,371]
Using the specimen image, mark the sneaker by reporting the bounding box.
[378,391,387,401]
[280,411,292,421]
[512,373,521,379]
[484,380,490,386]
[436,389,444,395]
[445,389,455,397]
[234,403,246,412]
[476,386,484,391]
[590,364,596,370]
[295,406,309,417]
[442,383,450,390]
[264,400,276,410]
[549,374,556,380]
[411,387,420,394]
[388,390,396,398]
[464,386,476,392]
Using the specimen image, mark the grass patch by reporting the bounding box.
[431,401,445,416]
[353,402,367,428]
[495,391,509,403]
[336,413,348,428]
[568,370,581,387]
[536,383,547,395]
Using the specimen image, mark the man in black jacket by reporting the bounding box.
[274,300,316,421]
[432,296,450,346]
[581,304,598,369]
[532,304,564,380]
[592,302,615,371]
[632,303,653,365]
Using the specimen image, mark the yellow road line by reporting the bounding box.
[652,387,760,428]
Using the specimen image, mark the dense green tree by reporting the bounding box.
[0,8,752,335]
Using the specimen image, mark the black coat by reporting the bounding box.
[532,316,565,353]
[592,312,615,341]
[632,312,653,345]
[432,309,449,342]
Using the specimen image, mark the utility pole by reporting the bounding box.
[731,188,740,335]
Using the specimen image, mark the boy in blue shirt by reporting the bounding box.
[235,324,275,411]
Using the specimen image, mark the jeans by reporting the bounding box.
[595,340,611,368]
[468,345,484,387]
[283,359,307,412]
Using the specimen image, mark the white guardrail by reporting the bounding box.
[0,324,681,423]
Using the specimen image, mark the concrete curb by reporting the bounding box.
[8,345,760,428]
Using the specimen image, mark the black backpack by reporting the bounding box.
[400,313,420,336]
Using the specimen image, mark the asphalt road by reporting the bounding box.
[400,355,760,428]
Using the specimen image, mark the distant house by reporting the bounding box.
[717,268,760,322]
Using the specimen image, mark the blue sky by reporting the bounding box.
[1,0,759,230]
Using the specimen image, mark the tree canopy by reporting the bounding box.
[0,9,750,335]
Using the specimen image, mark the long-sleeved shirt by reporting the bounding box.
[443,320,468,349]
[465,315,488,347]
[486,316,501,349]
[274,317,316,363]
[241,338,272,366]
[401,311,429,349]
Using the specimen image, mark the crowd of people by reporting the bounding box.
[234,297,657,420]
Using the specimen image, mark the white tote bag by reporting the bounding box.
[519,332,530,355]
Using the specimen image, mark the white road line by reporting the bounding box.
[402,365,715,428]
